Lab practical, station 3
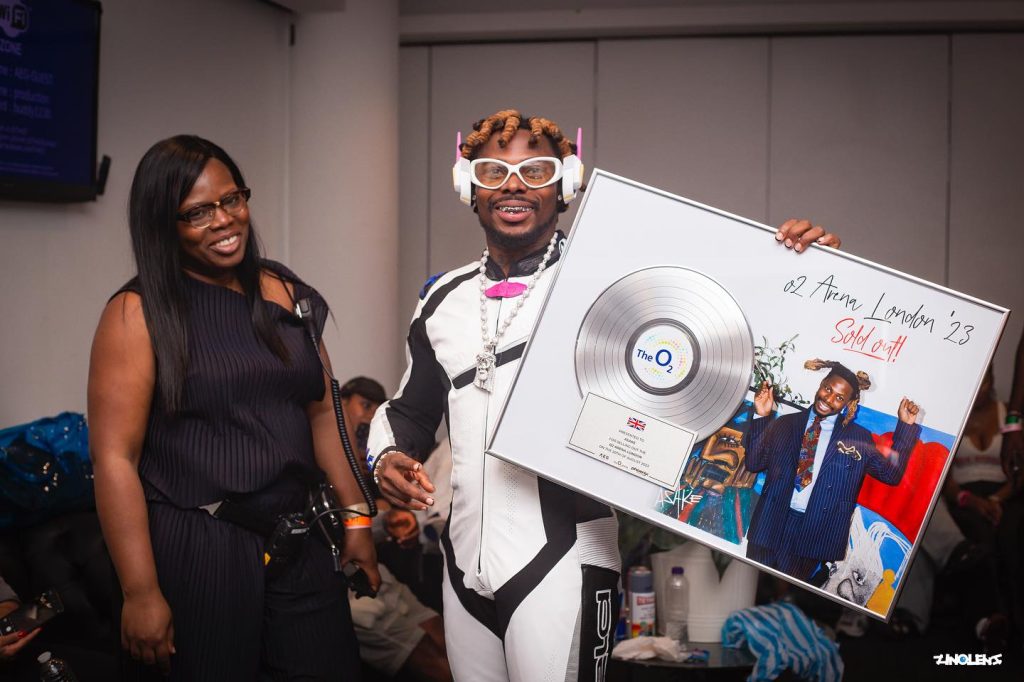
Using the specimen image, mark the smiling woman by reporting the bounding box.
[86,136,376,681]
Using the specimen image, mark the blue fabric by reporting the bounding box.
[722,602,843,682]
[0,412,92,528]
[419,271,447,300]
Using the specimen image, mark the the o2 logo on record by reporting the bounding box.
[625,319,700,395]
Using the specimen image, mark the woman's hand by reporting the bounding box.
[341,528,381,595]
[754,381,776,418]
[121,589,175,674]
[375,452,436,511]
[385,509,421,547]
[0,629,40,661]
[0,600,40,661]
[966,493,1003,526]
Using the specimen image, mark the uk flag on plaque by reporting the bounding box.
[627,417,646,431]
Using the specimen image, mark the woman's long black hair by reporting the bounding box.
[128,135,288,411]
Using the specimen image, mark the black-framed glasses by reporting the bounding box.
[177,188,251,229]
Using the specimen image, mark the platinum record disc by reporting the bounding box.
[574,266,754,440]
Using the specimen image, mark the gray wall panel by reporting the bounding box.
[769,35,949,283]
[399,47,432,368]
[596,37,770,221]
[949,34,1024,399]
[427,42,597,274]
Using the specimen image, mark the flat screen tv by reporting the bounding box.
[0,0,101,202]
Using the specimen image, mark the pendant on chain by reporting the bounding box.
[474,346,497,392]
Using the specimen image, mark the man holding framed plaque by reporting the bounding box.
[745,361,922,581]
[367,108,840,682]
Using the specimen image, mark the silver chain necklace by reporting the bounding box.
[474,233,559,392]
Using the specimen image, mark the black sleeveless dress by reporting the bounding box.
[118,261,360,682]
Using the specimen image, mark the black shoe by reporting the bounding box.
[942,540,990,576]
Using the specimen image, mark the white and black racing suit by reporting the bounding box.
[368,235,620,682]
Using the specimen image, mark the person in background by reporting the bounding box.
[0,576,118,680]
[944,366,1014,543]
[0,576,41,664]
[998,330,1024,646]
[941,363,1017,650]
[1001,331,1024,487]
[884,497,1002,647]
[88,135,377,681]
[340,377,452,682]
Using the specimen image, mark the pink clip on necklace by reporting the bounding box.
[484,281,527,299]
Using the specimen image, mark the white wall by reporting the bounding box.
[288,1,400,391]
[0,0,291,425]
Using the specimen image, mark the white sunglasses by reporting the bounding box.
[469,157,564,190]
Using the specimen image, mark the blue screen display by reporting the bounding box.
[0,0,100,202]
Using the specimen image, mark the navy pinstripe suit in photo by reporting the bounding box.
[743,408,921,569]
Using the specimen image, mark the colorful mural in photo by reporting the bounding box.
[655,333,958,610]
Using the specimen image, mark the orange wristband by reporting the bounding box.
[343,516,372,529]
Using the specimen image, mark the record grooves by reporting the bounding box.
[574,266,754,440]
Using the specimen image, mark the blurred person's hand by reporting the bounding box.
[0,600,41,660]
[386,509,421,547]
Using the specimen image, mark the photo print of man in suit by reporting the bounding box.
[743,359,922,582]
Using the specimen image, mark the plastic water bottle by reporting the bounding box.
[663,566,690,642]
[628,566,656,637]
[38,651,79,682]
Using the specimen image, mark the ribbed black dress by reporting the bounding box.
[119,261,360,682]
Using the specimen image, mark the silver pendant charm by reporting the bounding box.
[474,348,497,392]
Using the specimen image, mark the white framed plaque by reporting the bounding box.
[487,169,1009,621]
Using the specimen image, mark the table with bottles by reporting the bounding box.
[607,641,756,681]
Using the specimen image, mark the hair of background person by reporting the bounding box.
[340,376,387,405]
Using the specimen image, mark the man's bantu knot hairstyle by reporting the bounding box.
[460,109,576,160]
[804,358,871,426]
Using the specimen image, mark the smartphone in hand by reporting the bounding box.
[0,589,64,635]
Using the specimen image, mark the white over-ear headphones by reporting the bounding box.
[452,132,474,205]
[451,128,585,207]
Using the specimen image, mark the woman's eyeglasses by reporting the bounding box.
[177,188,251,229]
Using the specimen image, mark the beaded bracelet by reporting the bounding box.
[1002,422,1022,434]
[372,451,395,487]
